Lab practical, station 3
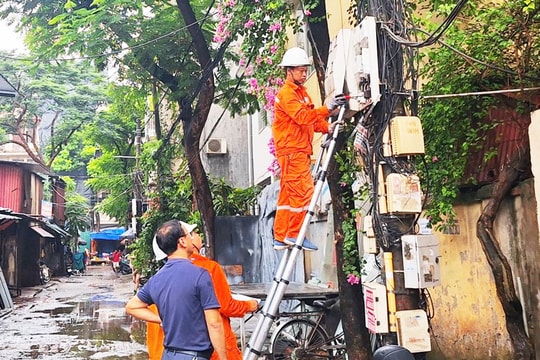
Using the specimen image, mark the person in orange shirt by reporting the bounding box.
[147,221,259,360]
[272,47,348,251]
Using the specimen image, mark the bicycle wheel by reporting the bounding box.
[270,318,331,360]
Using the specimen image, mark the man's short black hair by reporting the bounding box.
[155,220,186,256]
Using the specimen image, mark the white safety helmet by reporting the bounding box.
[278,47,311,67]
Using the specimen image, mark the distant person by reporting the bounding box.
[272,47,347,251]
[147,221,259,360]
[111,249,121,272]
[125,220,226,360]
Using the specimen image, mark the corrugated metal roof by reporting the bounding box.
[0,213,20,220]
[30,226,55,238]
[0,160,54,176]
[462,106,532,187]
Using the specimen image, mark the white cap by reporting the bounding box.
[153,221,198,261]
[278,47,311,67]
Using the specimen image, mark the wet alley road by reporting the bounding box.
[0,265,147,359]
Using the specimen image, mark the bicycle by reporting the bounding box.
[269,297,347,360]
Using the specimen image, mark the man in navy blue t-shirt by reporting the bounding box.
[126,220,227,360]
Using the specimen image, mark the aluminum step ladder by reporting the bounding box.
[243,106,347,360]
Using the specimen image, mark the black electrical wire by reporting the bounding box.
[380,0,469,48]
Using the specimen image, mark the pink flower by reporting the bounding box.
[347,273,360,285]
[304,10,312,16]
[267,138,280,176]
[270,45,278,54]
[269,23,282,32]
[266,57,273,64]
[244,19,255,29]
[432,156,439,163]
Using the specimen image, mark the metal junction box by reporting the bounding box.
[396,309,431,353]
[363,282,389,333]
[401,235,440,288]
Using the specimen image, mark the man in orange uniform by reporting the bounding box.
[147,221,259,360]
[272,47,348,251]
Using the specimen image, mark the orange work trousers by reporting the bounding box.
[274,152,314,242]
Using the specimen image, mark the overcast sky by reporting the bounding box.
[0,21,26,52]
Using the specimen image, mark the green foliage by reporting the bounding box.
[212,0,306,114]
[86,152,133,223]
[210,177,260,216]
[334,141,369,282]
[129,172,260,277]
[63,176,92,243]
[416,0,540,227]
[0,52,109,168]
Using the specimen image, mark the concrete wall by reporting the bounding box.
[201,104,250,188]
[427,178,539,359]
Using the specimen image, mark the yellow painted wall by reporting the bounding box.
[427,176,540,359]
[427,201,513,359]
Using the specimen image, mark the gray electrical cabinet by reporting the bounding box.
[401,234,441,288]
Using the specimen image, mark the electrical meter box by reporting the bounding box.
[363,282,389,333]
[396,309,431,353]
[401,235,440,288]
[362,215,377,254]
[384,173,422,214]
[389,116,425,156]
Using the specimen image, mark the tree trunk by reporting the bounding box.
[476,143,533,359]
[328,137,373,360]
[309,3,372,356]
[176,0,217,259]
[307,0,330,102]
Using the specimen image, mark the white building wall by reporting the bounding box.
[201,104,250,188]
[249,112,274,186]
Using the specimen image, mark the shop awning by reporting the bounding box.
[90,227,126,241]
[31,226,55,238]
[120,228,135,239]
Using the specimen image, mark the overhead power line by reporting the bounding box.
[421,86,540,99]
[0,11,216,63]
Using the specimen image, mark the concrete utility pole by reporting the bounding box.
[132,116,143,235]
[364,0,434,355]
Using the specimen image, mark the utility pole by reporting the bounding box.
[365,1,438,356]
[132,116,143,236]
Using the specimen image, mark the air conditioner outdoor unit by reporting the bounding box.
[204,138,227,155]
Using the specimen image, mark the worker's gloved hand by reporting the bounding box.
[328,120,344,134]
[327,93,348,110]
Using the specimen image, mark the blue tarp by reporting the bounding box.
[90,227,125,241]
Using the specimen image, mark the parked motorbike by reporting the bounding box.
[118,256,133,275]
[38,260,51,284]
[65,252,74,277]
[65,261,73,277]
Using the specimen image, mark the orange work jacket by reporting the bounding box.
[273,79,330,157]
[147,254,252,360]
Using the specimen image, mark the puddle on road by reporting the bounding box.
[30,293,148,359]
